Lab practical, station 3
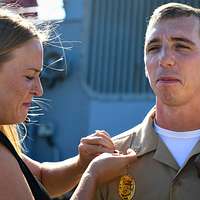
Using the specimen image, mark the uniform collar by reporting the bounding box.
[131,107,180,170]
[131,106,157,156]
[181,140,200,169]
[116,106,200,171]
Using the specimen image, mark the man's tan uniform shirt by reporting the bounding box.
[96,108,200,200]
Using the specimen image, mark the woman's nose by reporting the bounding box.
[32,78,43,97]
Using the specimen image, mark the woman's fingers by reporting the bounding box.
[80,130,114,150]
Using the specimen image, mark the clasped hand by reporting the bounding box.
[77,130,116,170]
[77,130,137,185]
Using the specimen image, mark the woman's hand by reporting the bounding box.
[85,149,137,186]
[71,149,136,200]
[77,130,115,170]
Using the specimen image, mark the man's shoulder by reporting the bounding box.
[112,123,141,140]
[112,124,142,153]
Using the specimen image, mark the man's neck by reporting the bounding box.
[156,100,200,132]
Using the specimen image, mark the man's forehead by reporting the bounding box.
[145,17,199,43]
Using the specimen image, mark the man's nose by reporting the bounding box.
[158,46,175,68]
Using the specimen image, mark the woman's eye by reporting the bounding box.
[26,76,34,80]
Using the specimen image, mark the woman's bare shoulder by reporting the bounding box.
[0,143,34,200]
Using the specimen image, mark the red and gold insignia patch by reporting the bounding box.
[118,175,135,200]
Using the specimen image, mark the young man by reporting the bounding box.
[96,3,200,199]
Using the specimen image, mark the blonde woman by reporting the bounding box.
[0,8,136,200]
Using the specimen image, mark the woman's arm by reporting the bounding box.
[23,131,115,197]
[71,149,136,200]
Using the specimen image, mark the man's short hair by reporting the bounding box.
[145,3,200,40]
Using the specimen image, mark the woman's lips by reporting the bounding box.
[23,102,32,108]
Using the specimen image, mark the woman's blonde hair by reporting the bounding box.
[0,125,21,155]
[0,8,49,155]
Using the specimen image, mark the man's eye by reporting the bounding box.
[146,45,161,53]
[175,44,191,50]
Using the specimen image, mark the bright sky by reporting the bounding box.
[37,0,66,20]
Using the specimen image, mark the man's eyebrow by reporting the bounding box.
[146,37,196,47]
[146,38,160,46]
[171,37,196,46]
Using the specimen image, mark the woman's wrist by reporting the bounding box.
[71,168,98,200]
[84,161,100,186]
[75,155,88,174]
[82,168,98,189]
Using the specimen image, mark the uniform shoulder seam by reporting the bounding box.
[112,123,141,141]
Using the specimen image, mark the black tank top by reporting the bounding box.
[0,132,51,200]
